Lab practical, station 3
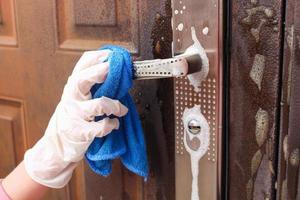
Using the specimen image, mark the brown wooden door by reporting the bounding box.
[0,0,175,199]
[7,0,300,199]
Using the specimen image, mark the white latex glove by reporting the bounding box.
[24,50,128,188]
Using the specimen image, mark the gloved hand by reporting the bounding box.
[24,50,128,188]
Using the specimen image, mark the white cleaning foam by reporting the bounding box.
[202,27,209,35]
[182,105,210,200]
[180,27,209,92]
[177,23,184,31]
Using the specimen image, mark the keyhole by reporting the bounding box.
[188,119,201,134]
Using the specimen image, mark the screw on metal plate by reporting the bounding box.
[188,119,201,134]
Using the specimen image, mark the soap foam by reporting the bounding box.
[182,27,209,92]
[177,23,184,31]
[202,27,209,35]
[182,105,210,200]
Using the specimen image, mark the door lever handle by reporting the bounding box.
[133,52,202,80]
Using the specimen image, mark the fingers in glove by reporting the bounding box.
[77,62,109,95]
[72,50,111,74]
[80,97,128,120]
[89,118,119,137]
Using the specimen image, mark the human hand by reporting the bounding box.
[24,50,128,188]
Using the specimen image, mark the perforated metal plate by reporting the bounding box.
[174,63,221,200]
[172,0,223,199]
[175,76,217,163]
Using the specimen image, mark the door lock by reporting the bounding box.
[188,119,201,134]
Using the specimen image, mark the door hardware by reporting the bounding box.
[188,119,201,134]
[133,48,203,80]
[172,0,223,199]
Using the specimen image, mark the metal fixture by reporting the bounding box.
[188,119,201,134]
[133,50,202,80]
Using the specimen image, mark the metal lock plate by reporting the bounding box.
[172,0,223,199]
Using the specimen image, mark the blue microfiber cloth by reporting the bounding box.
[85,45,149,179]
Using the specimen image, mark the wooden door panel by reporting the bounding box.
[0,97,26,177]
[54,1,143,199]
[0,0,17,46]
[228,0,283,199]
[55,0,139,52]
[0,0,174,199]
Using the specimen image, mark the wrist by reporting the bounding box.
[24,135,79,188]
[2,162,49,200]
[0,180,11,200]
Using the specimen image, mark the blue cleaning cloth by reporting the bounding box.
[85,45,149,178]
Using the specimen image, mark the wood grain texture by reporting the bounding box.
[73,0,117,26]
[0,2,3,24]
[0,97,26,178]
[0,96,27,173]
[228,0,283,199]
[0,0,17,46]
[0,118,16,177]
[0,0,174,199]
[55,0,139,52]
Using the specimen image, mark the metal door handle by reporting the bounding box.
[133,57,187,80]
[133,51,203,80]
